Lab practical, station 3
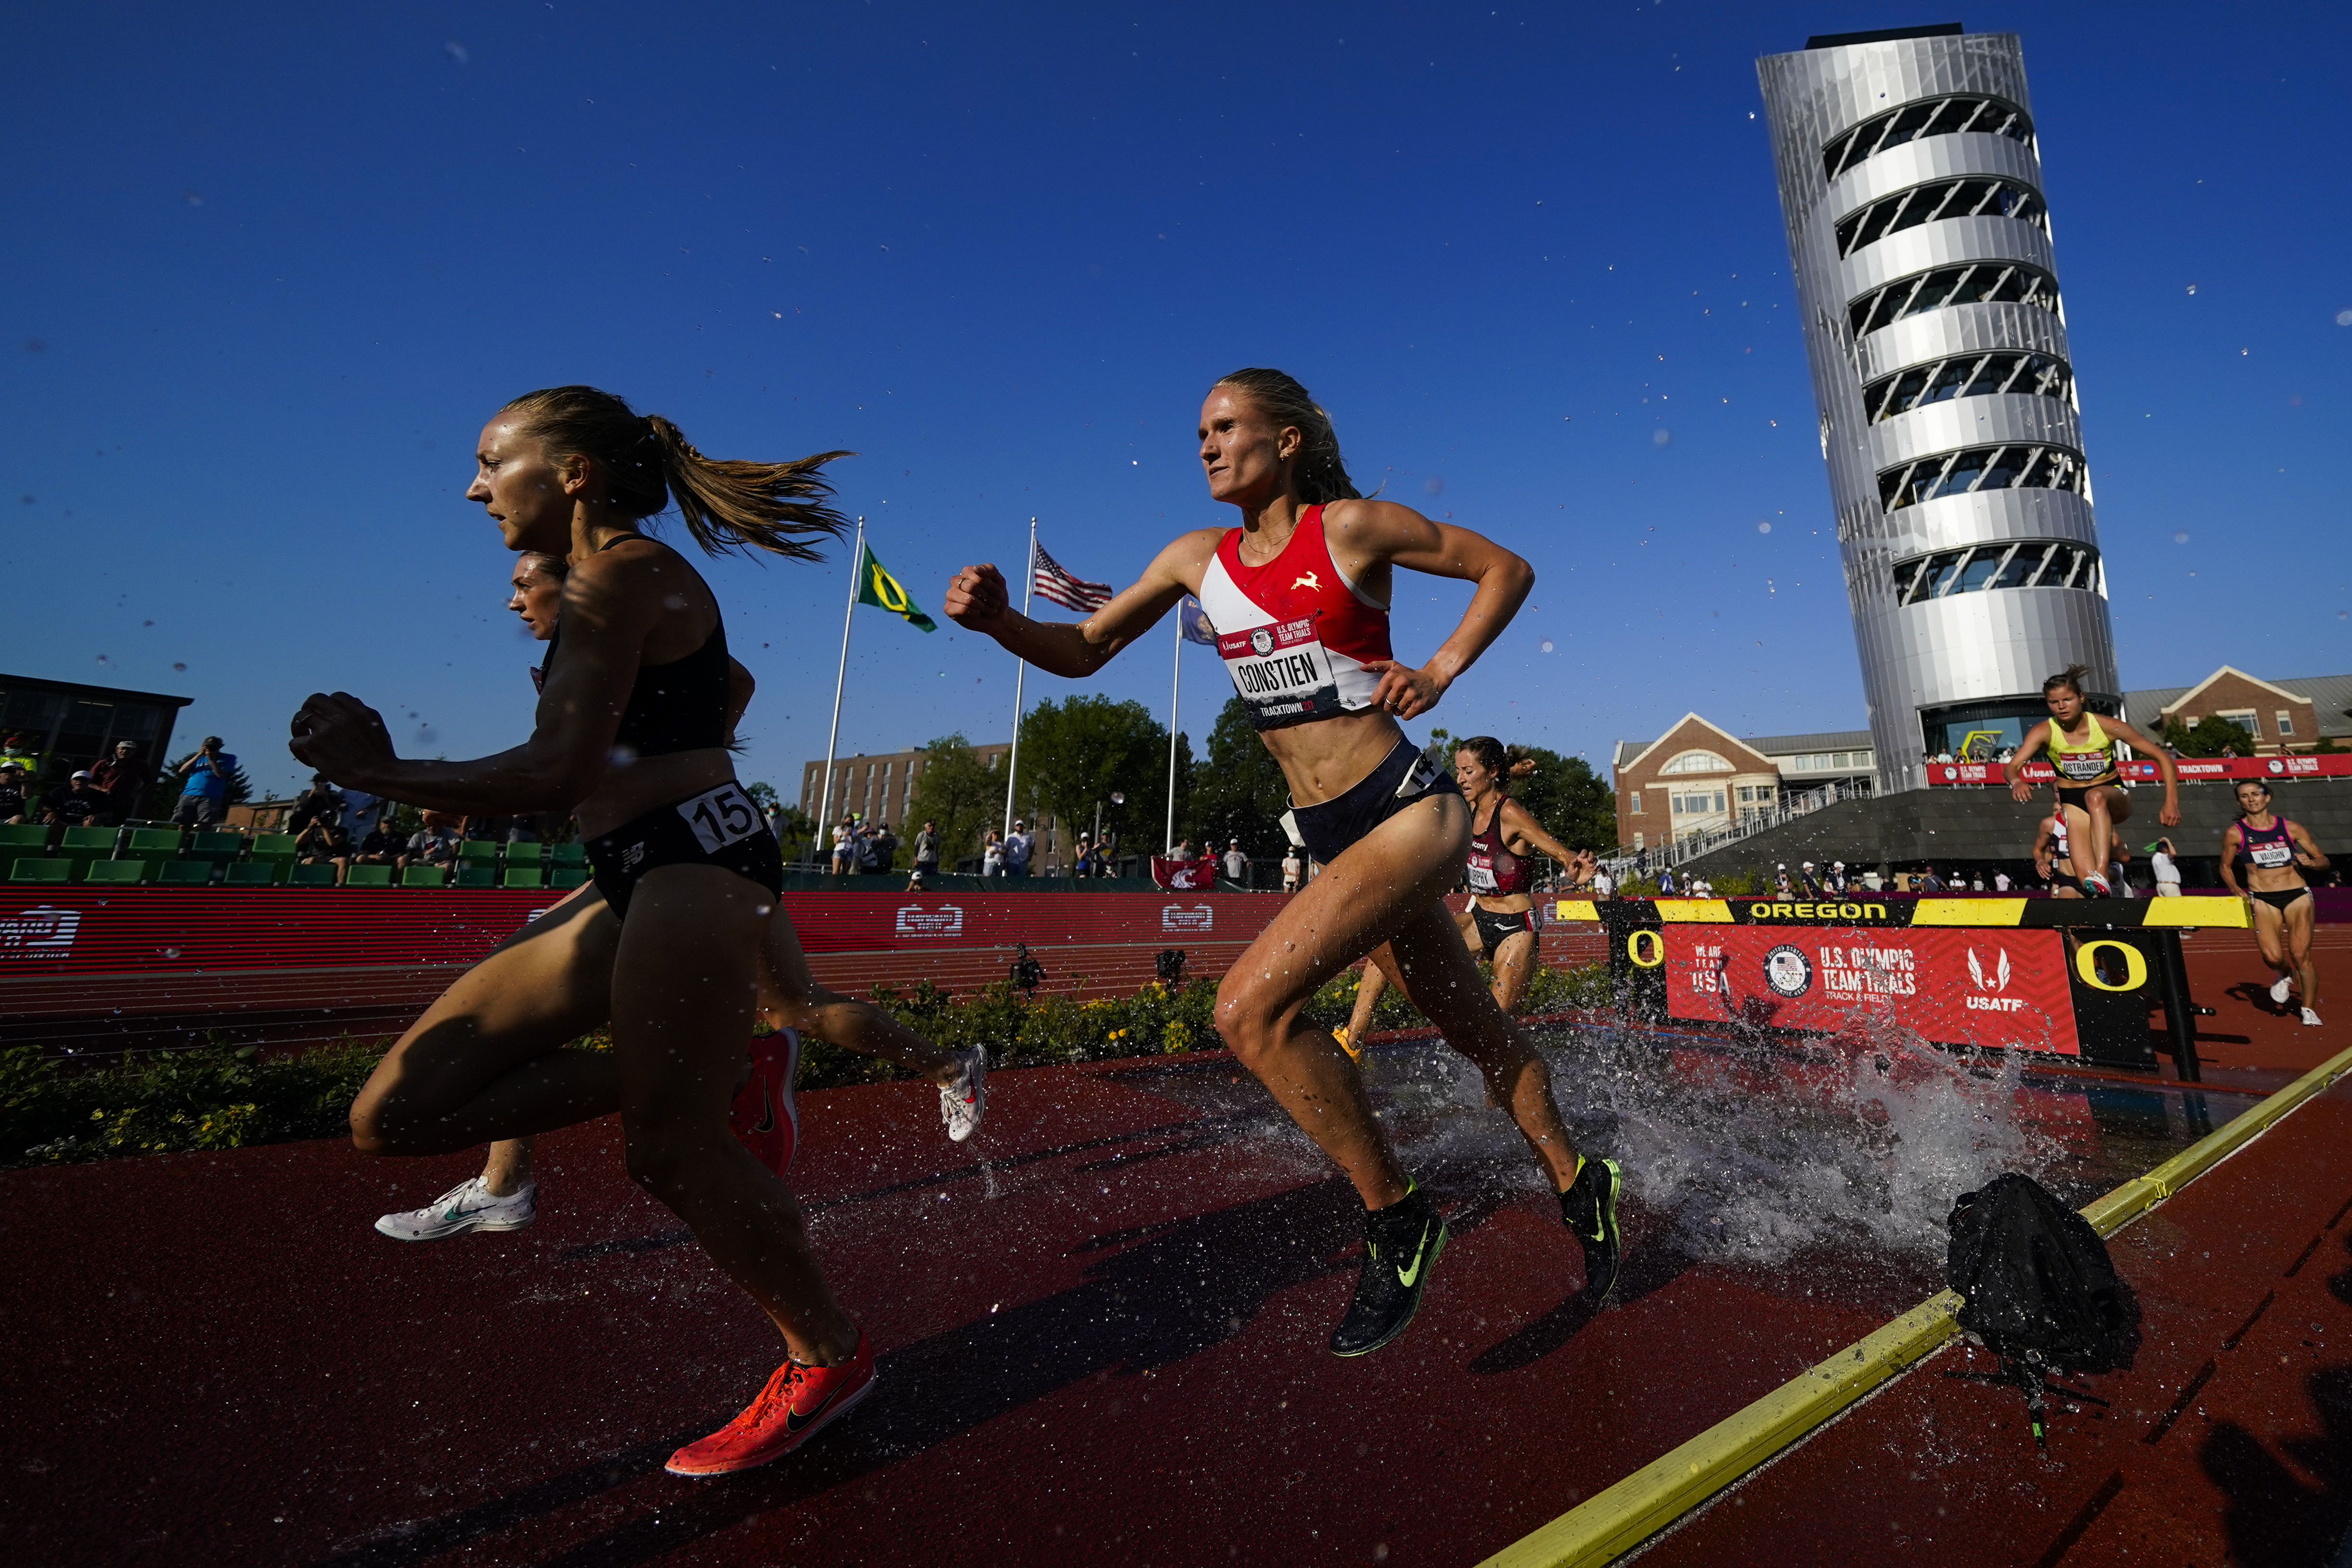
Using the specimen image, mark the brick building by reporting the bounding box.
[799,742,1011,829]
[1610,716,1881,851]
[2121,666,2352,756]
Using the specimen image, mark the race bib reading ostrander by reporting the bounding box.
[1219,617,1344,730]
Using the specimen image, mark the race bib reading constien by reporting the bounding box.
[1218,617,1344,731]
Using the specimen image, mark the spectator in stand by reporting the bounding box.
[286,775,344,837]
[0,761,29,824]
[1004,819,1034,878]
[1993,869,2013,893]
[913,819,941,882]
[1657,867,1677,896]
[1798,861,1824,897]
[978,828,1002,876]
[355,817,407,868]
[341,788,389,844]
[172,736,235,827]
[45,769,106,826]
[404,811,462,878]
[830,816,855,875]
[1774,865,1793,897]
[0,734,36,775]
[1171,837,1196,862]
[297,820,353,883]
[1281,846,1304,893]
[1918,865,1946,894]
[1071,834,1094,877]
[1590,866,1614,899]
[1862,867,1884,892]
[1222,838,1248,886]
[2150,837,2182,897]
[1970,873,1986,891]
[87,741,146,825]
[1824,861,1849,894]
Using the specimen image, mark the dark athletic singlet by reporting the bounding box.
[539,533,732,756]
[2233,816,2299,875]
[1196,505,1395,732]
[1466,801,1531,898]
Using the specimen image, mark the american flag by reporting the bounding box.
[1031,540,1115,613]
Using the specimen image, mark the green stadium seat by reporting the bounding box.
[454,865,496,888]
[457,840,499,866]
[224,861,282,886]
[343,864,393,889]
[156,860,215,886]
[188,830,245,868]
[250,832,300,867]
[0,823,51,852]
[289,862,341,887]
[402,865,449,889]
[9,857,71,883]
[85,859,148,885]
[550,866,589,890]
[54,826,118,881]
[125,827,183,859]
[501,866,545,889]
[549,842,587,868]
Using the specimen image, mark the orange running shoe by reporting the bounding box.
[665,1331,877,1477]
[731,1027,802,1178]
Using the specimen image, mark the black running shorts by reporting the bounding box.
[1471,903,1537,956]
[585,781,786,920]
[1282,739,1462,866]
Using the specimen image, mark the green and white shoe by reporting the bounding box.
[375,1177,536,1242]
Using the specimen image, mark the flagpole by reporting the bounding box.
[1164,607,1182,855]
[1001,518,1037,842]
[815,515,864,867]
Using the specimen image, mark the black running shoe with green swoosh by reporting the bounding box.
[1329,1186,1446,1357]
[1559,1155,1624,1304]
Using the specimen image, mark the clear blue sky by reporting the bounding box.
[5,2,2346,803]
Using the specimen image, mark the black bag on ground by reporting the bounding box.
[1946,1173,2141,1447]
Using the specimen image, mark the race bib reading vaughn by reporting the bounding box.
[1218,617,1343,730]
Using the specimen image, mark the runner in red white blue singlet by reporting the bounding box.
[945,367,1626,1356]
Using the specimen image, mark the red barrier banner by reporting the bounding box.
[1927,754,2352,786]
[1662,925,2082,1055]
[0,887,1289,978]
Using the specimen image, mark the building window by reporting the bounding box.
[1864,351,2071,424]
[1628,791,1642,814]
[2219,709,2261,737]
[1658,749,1732,775]
[1670,791,1728,816]
[1878,445,2087,515]
[2277,712,2296,737]
[1821,94,2034,182]
[1890,540,2100,603]
[1846,261,2060,339]
[1835,177,2045,260]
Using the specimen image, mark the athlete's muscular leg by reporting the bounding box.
[612,865,857,1363]
[2250,899,2291,979]
[2286,896,2320,1008]
[755,907,958,1085]
[1489,927,1540,1015]
[481,1137,534,1196]
[2083,786,2133,881]
[351,885,622,1156]
[1214,793,1475,1210]
[1386,906,1581,1192]
[1344,950,1393,1042]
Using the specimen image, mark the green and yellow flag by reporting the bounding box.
[856,543,937,633]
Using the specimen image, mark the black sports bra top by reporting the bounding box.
[538,533,732,757]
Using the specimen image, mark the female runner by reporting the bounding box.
[2218,779,2329,1026]
[1338,739,1596,1048]
[370,552,986,1244]
[2006,664,2179,896]
[295,386,928,1476]
[944,368,1624,1355]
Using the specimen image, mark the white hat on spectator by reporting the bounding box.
[1833,861,1845,870]
[71,770,92,780]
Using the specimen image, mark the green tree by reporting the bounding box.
[2161,716,2257,759]
[902,734,1004,868]
[1189,696,1291,855]
[1015,696,1178,862]
[1505,745,1617,855]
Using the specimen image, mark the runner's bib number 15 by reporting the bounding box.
[1218,616,1344,731]
[677,782,762,855]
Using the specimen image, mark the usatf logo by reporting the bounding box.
[1763,944,1813,998]
[0,905,80,958]
[1249,628,1275,656]
[1965,946,2025,1011]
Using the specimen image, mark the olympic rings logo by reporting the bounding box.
[2073,939,2149,992]
[1627,929,1665,969]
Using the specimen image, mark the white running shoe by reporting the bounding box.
[939,1047,988,1143]
[2270,975,2294,1006]
[2302,1008,2324,1027]
[375,1177,536,1242]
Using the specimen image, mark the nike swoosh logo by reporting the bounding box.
[749,1073,775,1135]
[785,1382,841,1433]
[1396,1228,1430,1287]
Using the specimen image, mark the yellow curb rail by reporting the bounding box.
[1479,1040,2352,1568]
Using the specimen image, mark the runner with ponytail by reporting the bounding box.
[2006,663,2179,897]
[945,368,1627,1355]
[293,386,945,1476]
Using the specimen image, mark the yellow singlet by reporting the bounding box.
[2043,712,2118,789]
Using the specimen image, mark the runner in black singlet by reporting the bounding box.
[1342,738,1595,1042]
[294,387,923,1476]
[2218,779,2330,1026]
[945,368,1625,1357]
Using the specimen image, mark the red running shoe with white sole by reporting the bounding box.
[731,1028,802,1178]
[665,1331,876,1477]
